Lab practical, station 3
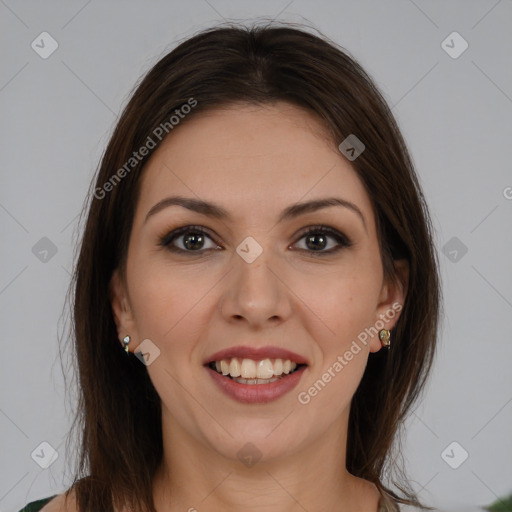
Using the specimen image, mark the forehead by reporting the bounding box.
[136,102,373,223]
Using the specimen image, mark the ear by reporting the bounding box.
[109,268,139,352]
[369,259,409,353]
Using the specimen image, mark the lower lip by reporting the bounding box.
[205,365,307,404]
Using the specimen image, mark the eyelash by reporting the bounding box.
[158,224,353,257]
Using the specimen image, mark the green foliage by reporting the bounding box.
[486,492,512,512]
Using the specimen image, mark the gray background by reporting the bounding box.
[1,1,511,511]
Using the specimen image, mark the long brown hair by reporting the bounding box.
[62,21,441,512]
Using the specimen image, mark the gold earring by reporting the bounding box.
[379,329,391,349]
[122,335,131,354]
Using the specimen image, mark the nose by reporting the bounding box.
[220,247,293,329]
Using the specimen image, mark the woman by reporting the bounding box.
[20,22,441,512]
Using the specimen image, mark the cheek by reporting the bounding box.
[295,275,377,414]
[290,257,383,342]
[127,255,221,348]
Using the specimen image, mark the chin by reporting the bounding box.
[199,418,307,464]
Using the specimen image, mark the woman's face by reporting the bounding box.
[110,102,406,465]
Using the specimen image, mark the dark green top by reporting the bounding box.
[18,495,57,512]
[17,493,404,511]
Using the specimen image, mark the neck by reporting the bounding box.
[151,408,380,512]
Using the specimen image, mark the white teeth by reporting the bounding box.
[256,359,274,379]
[240,358,257,378]
[232,376,280,385]
[228,358,241,377]
[220,360,229,375]
[211,357,300,379]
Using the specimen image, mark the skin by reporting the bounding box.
[106,102,407,512]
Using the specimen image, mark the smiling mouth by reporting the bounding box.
[207,357,306,385]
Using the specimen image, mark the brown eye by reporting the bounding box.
[304,232,328,251]
[159,225,221,253]
[181,232,206,251]
[293,226,352,256]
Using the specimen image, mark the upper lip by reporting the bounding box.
[204,345,309,365]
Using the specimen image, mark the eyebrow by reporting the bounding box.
[145,195,367,231]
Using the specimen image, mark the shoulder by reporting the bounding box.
[39,488,78,512]
[17,495,57,512]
